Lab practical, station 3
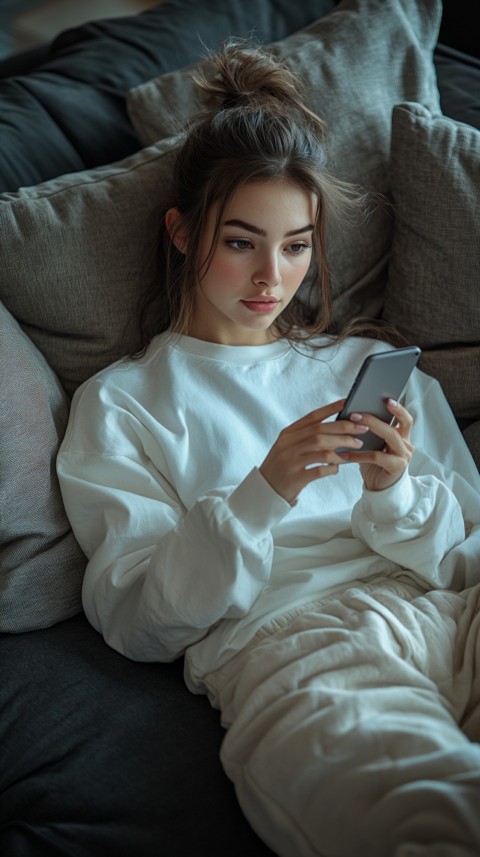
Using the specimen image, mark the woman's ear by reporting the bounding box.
[165,208,188,255]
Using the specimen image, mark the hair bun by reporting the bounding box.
[195,39,308,116]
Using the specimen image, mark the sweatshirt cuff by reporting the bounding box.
[358,469,418,524]
[228,467,292,537]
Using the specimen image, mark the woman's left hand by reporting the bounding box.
[337,399,414,492]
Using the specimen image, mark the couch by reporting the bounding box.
[1,1,479,854]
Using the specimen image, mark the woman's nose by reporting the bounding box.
[253,253,281,288]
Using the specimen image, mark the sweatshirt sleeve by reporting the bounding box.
[351,469,466,586]
[351,368,480,590]
[57,389,291,664]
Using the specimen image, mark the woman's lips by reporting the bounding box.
[241,299,280,314]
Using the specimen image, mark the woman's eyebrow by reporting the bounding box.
[223,218,266,236]
[223,218,314,237]
[284,224,314,237]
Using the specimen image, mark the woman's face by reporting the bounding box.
[187,180,317,346]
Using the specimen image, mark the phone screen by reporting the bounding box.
[336,345,421,452]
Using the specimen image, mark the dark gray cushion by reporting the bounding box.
[438,0,479,58]
[0,301,85,631]
[0,613,274,856]
[0,0,336,192]
[434,44,480,129]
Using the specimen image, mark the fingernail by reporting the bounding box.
[352,438,364,447]
[388,398,398,407]
[350,413,363,422]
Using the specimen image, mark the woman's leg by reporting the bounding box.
[206,579,480,857]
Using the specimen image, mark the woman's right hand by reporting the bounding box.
[259,399,369,504]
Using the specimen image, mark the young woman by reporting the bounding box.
[57,42,480,857]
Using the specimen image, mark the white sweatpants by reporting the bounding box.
[204,576,480,857]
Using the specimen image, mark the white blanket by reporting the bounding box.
[205,575,480,857]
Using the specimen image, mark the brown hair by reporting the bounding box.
[137,40,397,350]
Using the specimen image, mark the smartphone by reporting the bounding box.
[335,345,421,453]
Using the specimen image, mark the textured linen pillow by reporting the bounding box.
[0,138,178,395]
[0,301,86,632]
[127,0,442,325]
[382,102,480,422]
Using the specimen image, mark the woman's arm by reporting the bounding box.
[351,370,480,590]
[56,368,293,663]
[57,448,290,662]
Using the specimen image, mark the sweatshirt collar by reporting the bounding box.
[166,333,292,364]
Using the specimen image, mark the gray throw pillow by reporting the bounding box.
[0,301,85,631]
[127,0,442,327]
[382,102,480,422]
[0,137,178,395]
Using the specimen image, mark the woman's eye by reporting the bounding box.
[287,242,312,255]
[226,239,252,251]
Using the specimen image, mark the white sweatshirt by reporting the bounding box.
[57,333,480,692]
